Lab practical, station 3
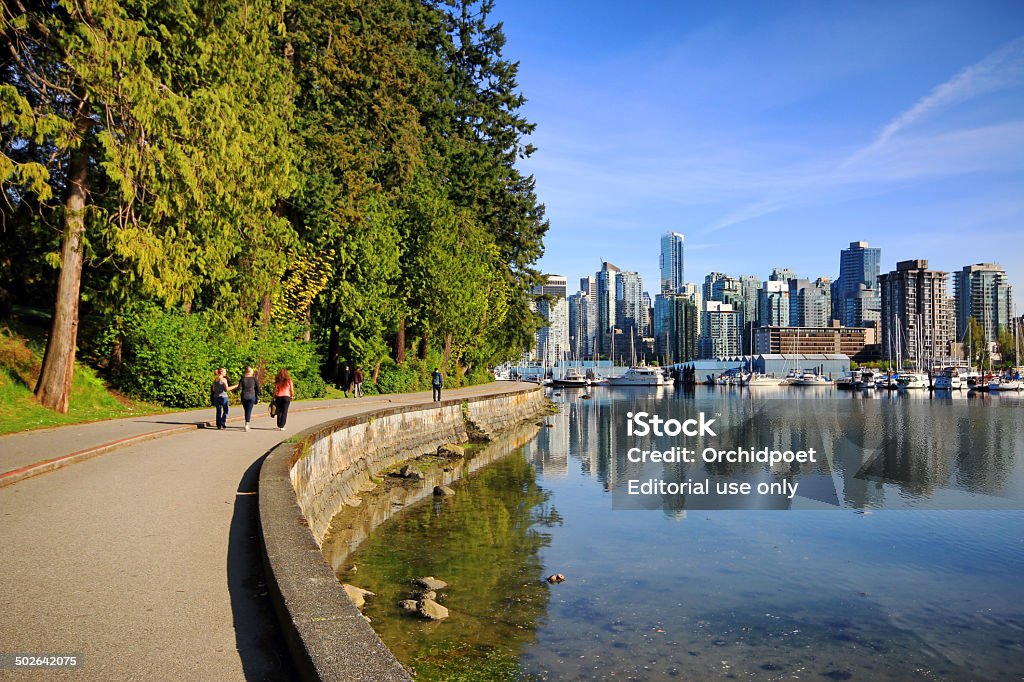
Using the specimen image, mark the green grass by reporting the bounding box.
[0,323,170,436]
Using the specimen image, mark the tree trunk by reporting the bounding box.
[394,317,406,363]
[418,333,428,360]
[442,333,453,370]
[325,317,340,382]
[35,148,89,413]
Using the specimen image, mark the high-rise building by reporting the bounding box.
[616,270,645,341]
[595,262,620,358]
[699,301,740,359]
[567,291,595,360]
[654,294,698,364]
[739,275,762,353]
[532,275,569,365]
[641,291,653,337]
[660,232,685,294]
[789,277,832,327]
[837,241,881,327]
[879,260,954,366]
[703,272,728,304]
[580,275,596,300]
[769,267,797,283]
[953,263,1013,344]
[680,283,702,337]
[758,280,790,327]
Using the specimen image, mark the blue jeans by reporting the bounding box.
[214,396,229,429]
[241,397,256,424]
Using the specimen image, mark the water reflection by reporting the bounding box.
[544,387,1024,512]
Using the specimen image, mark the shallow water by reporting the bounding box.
[343,387,1024,680]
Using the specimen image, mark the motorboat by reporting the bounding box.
[606,366,666,386]
[790,372,831,386]
[835,372,860,390]
[551,368,589,388]
[875,373,899,390]
[745,373,786,387]
[932,368,963,391]
[896,372,929,390]
[988,370,1023,392]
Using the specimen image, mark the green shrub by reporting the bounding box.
[95,305,325,407]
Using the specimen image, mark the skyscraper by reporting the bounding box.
[837,241,881,327]
[759,280,790,327]
[879,260,954,366]
[616,270,645,339]
[532,275,569,365]
[954,263,1013,344]
[595,262,620,359]
[699,301,740,359]
[660,232,685,294]
[789,277,832,327]
[568,291,595,360]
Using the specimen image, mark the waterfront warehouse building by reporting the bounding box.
[953,263,1013,344]
[879,260,955,366]
[660,232,685,294]
[836,241,881,327]
[753,325,879,362]
[753,354,851,378]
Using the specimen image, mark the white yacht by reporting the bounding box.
[606,366,666,386]
[790,372,831,386]
[897,372,929,390]
[551,368,589,388]
[745,373,786,387]
[932,368,963,391]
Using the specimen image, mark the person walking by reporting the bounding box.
[210,368,230,430]
[237,366,259,431]
[432,367,443,402]
[336,364,352,398]
[273,368,294,431]
[353,366,364,398]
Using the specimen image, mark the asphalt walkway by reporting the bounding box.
[0,382,535,680]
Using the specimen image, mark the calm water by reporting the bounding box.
[343,387,1024,680]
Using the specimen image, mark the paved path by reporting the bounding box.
[0,382,536,680]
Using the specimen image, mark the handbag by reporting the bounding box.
[269,399,278,418]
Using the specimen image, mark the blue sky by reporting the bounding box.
[495,1,1024,297]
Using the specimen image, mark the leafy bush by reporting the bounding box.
[95,305,325,407]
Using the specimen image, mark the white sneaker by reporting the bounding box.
[279,426,285,431]
[245,423,250,431]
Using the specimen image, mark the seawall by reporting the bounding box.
[258,384,546,681]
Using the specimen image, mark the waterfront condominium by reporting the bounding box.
[878,260,955,366]
[615,270,645,343]
[953,263,1013,344]
[567,290,595,360]
[595,261,620,359]
[836,241,881,327]
[531,275,570,366]
[699,301,740,359]
[660,232,685,294]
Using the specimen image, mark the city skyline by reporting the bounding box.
[495,2,1024,297]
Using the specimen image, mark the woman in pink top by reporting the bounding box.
[273,368,294,431]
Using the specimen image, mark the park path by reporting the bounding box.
[0,382,536,680]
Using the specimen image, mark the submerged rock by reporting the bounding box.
[419,590,437,601]
[546,573,566,584]
[433,485,456,497]
[437,443,465,458]
[413,576,448,591]
[343,584,375,609]
[398,599,419,613]
[418,598,449,621]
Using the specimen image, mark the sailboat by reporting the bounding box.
[989,315,1023,392]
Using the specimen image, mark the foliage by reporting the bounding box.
[2,0,545,412]
[995,322,1021,368]
[94,305,324,407]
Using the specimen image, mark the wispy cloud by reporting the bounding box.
[706,35,1024,233]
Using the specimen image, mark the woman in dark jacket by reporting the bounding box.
[237,366,259,431]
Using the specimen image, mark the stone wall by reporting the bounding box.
[290,387,546,547]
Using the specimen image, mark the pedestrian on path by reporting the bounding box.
[432,367,443,402]
[237,366,259,431]
[353,366,364,397]
[273,368,294,431]
[210,368,231,430]
[336,364,351,397]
